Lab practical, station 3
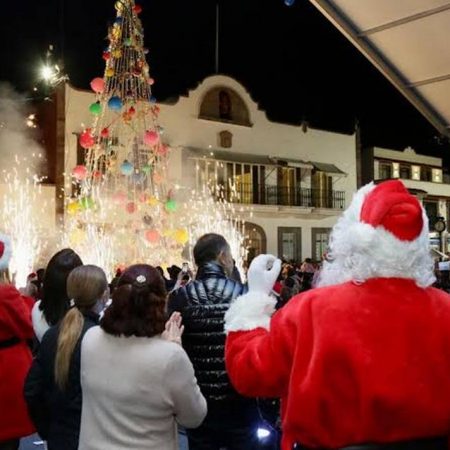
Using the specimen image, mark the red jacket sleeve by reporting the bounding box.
[225,300,300,399]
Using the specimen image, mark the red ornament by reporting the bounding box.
[93,170,102,180]
[133,4,142,14]
[126,202,137,214]
[144,130,159,146]
[90,77,105,93]
[148,78,155,85]
[129,106,136,115]
[100,128,109,138]
[80,130,95,149]
[102,51,111,61]
[72,165,88,181]
[145,229,160,243]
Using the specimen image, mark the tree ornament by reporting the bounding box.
[67,201,80,215]
[112,191,127,205]
[147,196,159,207]
[120,160,134,176]
[133,4,142,14]
[100,127,109,138]
[108,96,123,110]
[141,164,152,175]
[102,51,111,61]
[148,77,155,85]
[126,201,136,214]
[90,77,105,93]
[89,101,102,116]
[144,130,159,146]
[145,229,160,243]
[284,0,295,5]
[174,229,189,245]
[112,48,122,58]
[79,130,95,149]
[165,199,177,213]
[142,214,153,226]
[106,67,115,77]
[80,196,95,210]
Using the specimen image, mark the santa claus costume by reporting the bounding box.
[0,235,35,448]
[225,180,450,450]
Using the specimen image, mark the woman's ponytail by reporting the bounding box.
[54,307,84,390]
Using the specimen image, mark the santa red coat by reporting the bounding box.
[0,284,35,441]
[225,278,450,449]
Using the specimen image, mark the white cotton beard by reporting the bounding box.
[316,183,436,289]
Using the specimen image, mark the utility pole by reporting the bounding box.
[215,2,220,74]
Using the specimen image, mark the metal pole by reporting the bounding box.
[215,2,219,74]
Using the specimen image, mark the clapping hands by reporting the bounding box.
[162,312,184,345]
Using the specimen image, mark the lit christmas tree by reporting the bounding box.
[65,0,246,276]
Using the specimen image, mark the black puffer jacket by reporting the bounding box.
[169,262,259,424]
[24,311,99,450]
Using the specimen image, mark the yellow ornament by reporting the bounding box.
[174,229,189,245]
[112,48,122,58]
[106,68,115,77]
[147,196,159,207]
[67,201,80,216]
[69,228,86,246]
[162,229,174,238]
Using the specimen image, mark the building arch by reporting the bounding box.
[199,86,252,126]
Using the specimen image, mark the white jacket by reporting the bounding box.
[78,327,207,450]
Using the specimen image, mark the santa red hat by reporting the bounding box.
[317,180,435,288]
[360,180,423,242]
[0,234,12,271]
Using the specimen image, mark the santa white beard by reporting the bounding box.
[316,183,436,289]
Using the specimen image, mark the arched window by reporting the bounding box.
[244,222,267,265]
[199,87,251,126]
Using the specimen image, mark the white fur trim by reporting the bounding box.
[0,233,12,271]
[224,292,276,333]
[32,300,50,342]
[317,182,435,288]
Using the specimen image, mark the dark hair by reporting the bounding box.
[193,233,229,267]
[101,264,167,337]
[167,265,181,280]
[40,249,83,326]
[155,266,164,278]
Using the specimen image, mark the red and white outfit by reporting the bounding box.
[225,180,450,449]
[0,235,35,443]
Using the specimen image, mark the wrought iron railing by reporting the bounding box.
[217,184,346,209]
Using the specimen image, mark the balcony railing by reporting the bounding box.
[217,184,346,209]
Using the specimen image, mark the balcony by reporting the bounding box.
[218,184,346,209]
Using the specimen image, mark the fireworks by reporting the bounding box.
[0,156,49,287]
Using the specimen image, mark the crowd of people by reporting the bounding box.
[1,180,450,450]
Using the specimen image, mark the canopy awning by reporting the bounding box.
[308,0,450,138]
[186,148,314,169]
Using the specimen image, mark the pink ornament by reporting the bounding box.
[153,172,163,184]
[72,165,88,181]
[156,144,169,157]
[126,202,136,214]
[144,130,159,146]
[112,191,127,205]
[80,130,95,149]
[148,78,155,85]
[90,77,105,93]
[145,229,160,243]
[139,193,149,203]
[101,128,109,138]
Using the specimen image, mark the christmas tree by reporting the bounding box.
[66,0,187,272]
[65,0,246,277]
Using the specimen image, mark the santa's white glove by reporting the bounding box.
[224,255,282,333]
[247,254,282,295]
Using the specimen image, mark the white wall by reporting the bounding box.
[64,76,358,260]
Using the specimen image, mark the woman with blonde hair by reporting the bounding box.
[24,265,108,450]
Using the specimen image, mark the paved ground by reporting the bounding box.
[20,433,189,450]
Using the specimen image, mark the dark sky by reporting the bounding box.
[1,0,449,158]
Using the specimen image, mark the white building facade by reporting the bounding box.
[370,146,450,255]
[64,75,358,263]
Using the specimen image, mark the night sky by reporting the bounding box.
[1,0,449,158]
